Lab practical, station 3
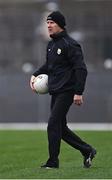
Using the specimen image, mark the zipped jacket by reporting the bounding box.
[33,30,87,95]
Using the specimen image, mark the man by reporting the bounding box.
[30,11,96,169]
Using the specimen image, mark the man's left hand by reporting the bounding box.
[73,95,83,106]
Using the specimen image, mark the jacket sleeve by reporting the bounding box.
[68,43,88,95]
[33,61,48,77]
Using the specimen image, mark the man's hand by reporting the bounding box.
[73,94,83,106]
[30,75,36,92]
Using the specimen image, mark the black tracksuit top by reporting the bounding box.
[33,30,87,95]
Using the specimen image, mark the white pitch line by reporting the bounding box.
[0,123,112,130]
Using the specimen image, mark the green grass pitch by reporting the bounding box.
[0,130,112,179]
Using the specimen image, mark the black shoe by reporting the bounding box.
[41,159,59,169]
[83,148,97,168]
[41,164,59,169]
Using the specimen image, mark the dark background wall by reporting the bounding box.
[0,0,112,123]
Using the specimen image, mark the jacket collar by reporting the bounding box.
[50,30,67,40]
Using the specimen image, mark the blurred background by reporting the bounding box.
[0,0,112,126]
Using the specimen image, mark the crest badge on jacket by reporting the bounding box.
[57,48,61,55]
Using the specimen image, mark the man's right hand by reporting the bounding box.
[30,75,36,92]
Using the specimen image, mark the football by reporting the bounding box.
[33,74,48,94]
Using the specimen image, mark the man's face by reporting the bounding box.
[47,20,63,36]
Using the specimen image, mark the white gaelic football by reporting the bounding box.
[33,74,48,94]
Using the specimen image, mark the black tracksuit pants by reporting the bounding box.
[47,91,92,162]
